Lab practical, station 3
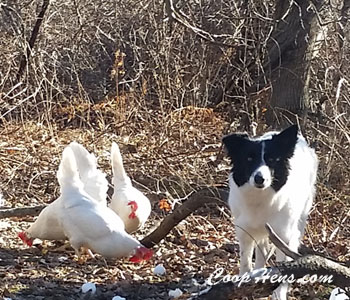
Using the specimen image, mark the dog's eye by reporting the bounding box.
[247,157,253,162]
[268,157,280,162]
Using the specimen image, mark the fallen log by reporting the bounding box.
[265,223,350,291]
[0,205,46,219]
[196,223,350,299]
[141,186,229,248]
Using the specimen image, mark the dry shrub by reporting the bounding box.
[0,0,349,262]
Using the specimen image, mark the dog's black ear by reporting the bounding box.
[222,133,249,153]
[274,125,299,150]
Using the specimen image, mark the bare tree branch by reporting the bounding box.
[141,186,228,248]
[17,0,50,80]
[163,0,243,48]
[278,255,350,291]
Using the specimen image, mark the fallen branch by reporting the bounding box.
[278,255,350,291]
[0,205,46,219]
[265,223,302,260]
[197,255,350,299]
[196,268,280,300]
[268,224,350,289]
[141,186,229,248]
[196,223,350,299]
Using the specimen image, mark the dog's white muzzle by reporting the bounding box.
[250,165,272,189]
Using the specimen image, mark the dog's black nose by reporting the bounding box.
[254,173,265,186]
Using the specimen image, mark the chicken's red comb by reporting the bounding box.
[142,248,153,261]
[129,247,153,263]
[18,231,33,247]
[128,201,138,219]
[129,255,142,263]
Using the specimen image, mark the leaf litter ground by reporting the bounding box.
[0,103,349,299]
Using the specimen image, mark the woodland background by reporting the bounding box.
[0,0,349,299]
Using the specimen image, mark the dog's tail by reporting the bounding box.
[57,146,84,194]
[111,142,131,187]
[68,142,108,203]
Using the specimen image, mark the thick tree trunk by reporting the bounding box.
[339,0,350,68]
[265,0,324,126]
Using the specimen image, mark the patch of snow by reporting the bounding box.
[153,264,166,276]
[168,288,183,298]
[112,296,126,300]
[81,282,96,294]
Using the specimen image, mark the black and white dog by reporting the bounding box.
[223,125,318,300]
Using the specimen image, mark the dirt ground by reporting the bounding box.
[0,103,349,299]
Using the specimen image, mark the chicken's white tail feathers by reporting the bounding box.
[111,142,130,185]
[68,142,108,203]
[57,146,84,191]
[68,142,97,177]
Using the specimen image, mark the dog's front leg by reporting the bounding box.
[236,227,255,275]
[272,230,300,300]
[255,238,271,269]
[271,248,289,300]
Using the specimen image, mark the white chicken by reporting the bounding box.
[57,146,153,262]
[109,142,151,233]
[18,142,109,247]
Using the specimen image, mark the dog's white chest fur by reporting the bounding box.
[228,132,317,238]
